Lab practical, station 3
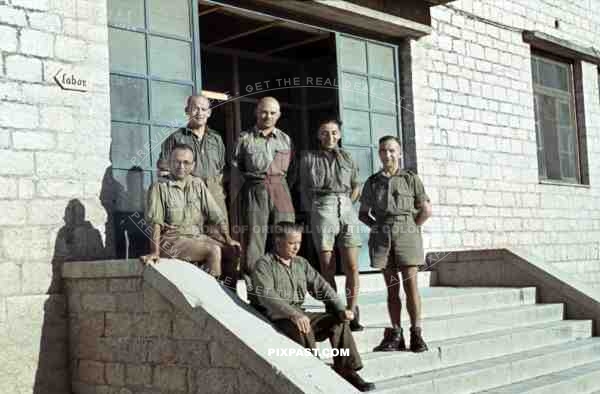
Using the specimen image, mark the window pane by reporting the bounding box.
[558,101,571,126]
[368,42,395,79]
[560,153,576,180]
[111,122,151,170]
[370,78,397,113]
[339,36,367,74]
[371,113,398,143]
[341,73,369,110]
[111,168,151,212]
[150,81,192,123]
[149,36,192,80]
[110,75,148,122]
[345,147,372,183]
[150,125,179,165]
[109,28,146,74]
[538,58,569,92]
[108,0,144,29]
[148,0,190,38]
[342,109,370,145]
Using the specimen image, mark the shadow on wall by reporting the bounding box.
[33,199,106,394]
[100,165,149,260]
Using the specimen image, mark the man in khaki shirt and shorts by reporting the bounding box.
[291,117,363,331]
[141,144,240,277]
[359,136,432,352]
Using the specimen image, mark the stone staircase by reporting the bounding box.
[295,272,600,393]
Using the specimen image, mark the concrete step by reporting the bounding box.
[305,287,538,325]
[373,338,600,394]
[479,360,600,394]
[319,303,566,354]
[235,271,435,301]
[357,319,591,382]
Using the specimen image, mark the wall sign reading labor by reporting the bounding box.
[54,68,88,92]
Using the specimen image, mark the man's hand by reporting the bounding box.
[291,314,311,334]
[226,238,242,256]
[161,223,178,236]
[140,253,160,265]
[339,309,355,321]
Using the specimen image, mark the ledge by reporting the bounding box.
[539,179,591,188]
[523,30,600,64]
[62,259,144,279]
[429,248,600,335]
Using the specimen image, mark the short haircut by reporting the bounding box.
[170,143,194,157]
[273,221,304,240]
[185,95,209,112]
[318,115,342,129]
[378,135,401,147]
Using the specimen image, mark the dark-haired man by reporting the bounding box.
[359,136,432,352]
[141,144,240,277]
[291,117,363,331]
[251,222,374,392]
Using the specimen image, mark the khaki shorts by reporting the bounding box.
[368,218,424,270]
[310,194,362,251]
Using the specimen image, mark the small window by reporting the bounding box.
[531,53,582,183]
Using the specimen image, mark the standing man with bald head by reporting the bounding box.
[233,97,295,285]
[160,95,228,222]
[159,95,235,281]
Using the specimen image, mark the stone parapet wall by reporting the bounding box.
[63,259,356,394]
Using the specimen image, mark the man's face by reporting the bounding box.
[378,140,401,168]
[186,96,211,129]
[170,149,194,179]
[275,231,302,260]
[318,122,341,150]
[255,99,281,130]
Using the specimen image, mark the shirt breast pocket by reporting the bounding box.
[388,179,414,214]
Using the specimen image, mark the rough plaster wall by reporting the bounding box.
[0,0,111,392]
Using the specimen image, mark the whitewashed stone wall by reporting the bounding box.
[0,0,110,392]
[414,0,600,277]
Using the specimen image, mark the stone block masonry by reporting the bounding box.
[413,0,600,276]
[62,259,352,394]
[0,0,111,392]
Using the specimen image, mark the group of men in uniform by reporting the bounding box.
[139,94,432,392]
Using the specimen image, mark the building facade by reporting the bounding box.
[0,0,599,392]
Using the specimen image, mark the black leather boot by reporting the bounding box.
[410,326,428,353]
[373,327,406,351]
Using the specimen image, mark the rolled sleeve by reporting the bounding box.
[412,174,430,207]
[199,182,226,225]
[145,183,165,226]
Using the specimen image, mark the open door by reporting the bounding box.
[336,33,402,271]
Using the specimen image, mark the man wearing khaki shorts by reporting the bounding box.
[359,136,432,352]
[141,144,241,276]
[292,117,363,331]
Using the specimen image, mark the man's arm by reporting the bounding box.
[304,260,345,314]
[358,179,376,227]
[412,174,432,226]
[251,261,303,321]
[141,184,164,264]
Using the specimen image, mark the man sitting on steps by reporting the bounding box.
[250,221,375,392]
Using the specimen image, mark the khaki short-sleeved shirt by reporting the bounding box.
[232,127,293,180]
[360,169,429,219]
[296,148,359,196]
[145,175,226,238]
[251,252,345,321]
[160,128,225,179]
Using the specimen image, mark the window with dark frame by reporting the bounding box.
[531,53,582,183]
